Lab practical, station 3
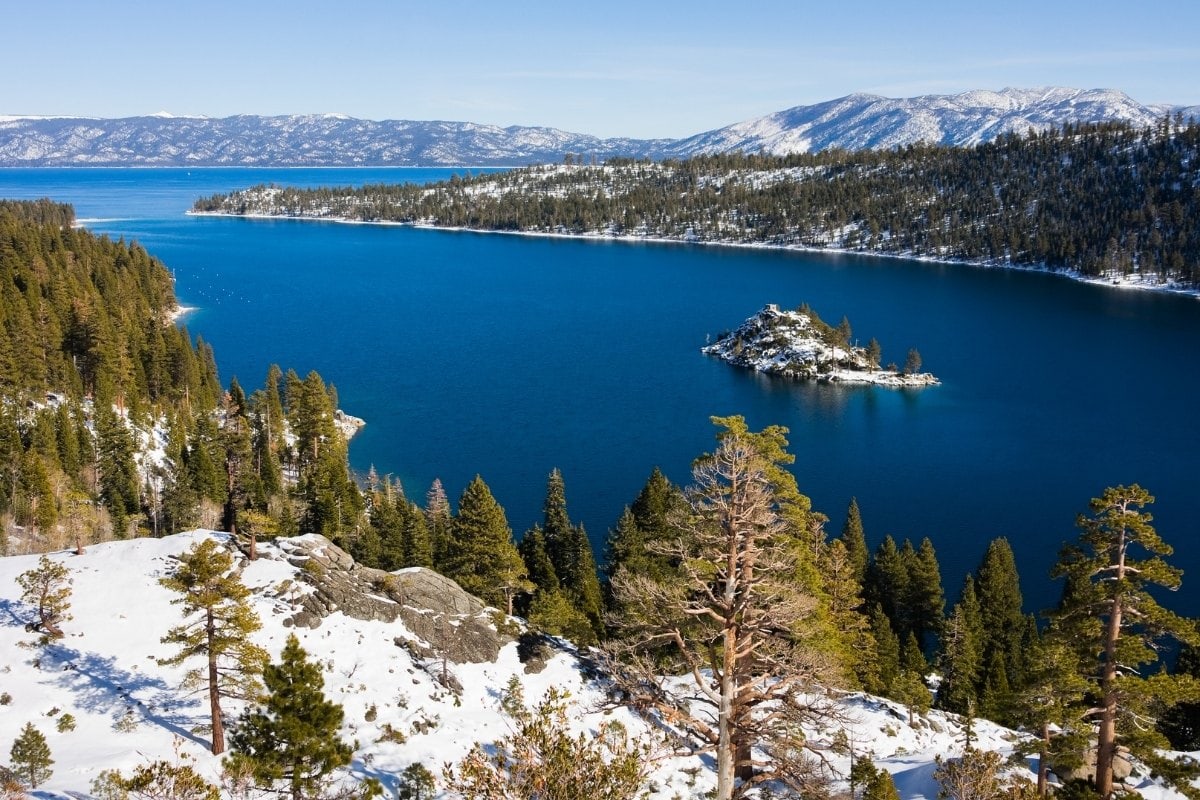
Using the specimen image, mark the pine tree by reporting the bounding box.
[400,502,434,569]
[976,538,1026,691]
[220,383,257,541]
[1050,484,1200,798]
[612,467,681,580]
[936,575,984,715]
[863,768,900,800]
[518,525,559,598]
[905,537,944,654]
[866,338,882,372]
[978,650,1014,725]
[868,603,901,693]
[1014,632,1091,796]
[903,348,923,375]
[839,497,869,584]
[425,478,451,569]
[9,722,53,788]
[1161,644,1200,751]
[159,538,267,755]
[445,476,530,614]
[94,399,140,535]
[864,535,907,636]
[227,634,352,800]
[16,555,72,639]
[539,469,603,633]
[901,631,927,674]
[822,538,874,689]
[527,588,596,645]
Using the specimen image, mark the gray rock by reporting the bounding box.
[274,535,512,665]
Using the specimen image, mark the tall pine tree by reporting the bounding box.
[1050,485,1200,798]
[159,537,267,755]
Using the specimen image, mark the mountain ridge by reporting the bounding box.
[2,87,1196,167]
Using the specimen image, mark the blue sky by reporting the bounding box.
[5,0,1198,138]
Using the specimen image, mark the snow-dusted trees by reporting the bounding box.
[605,429,842,800]
[159,538,267,755]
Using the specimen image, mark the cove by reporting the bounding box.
[2,168,1197,617]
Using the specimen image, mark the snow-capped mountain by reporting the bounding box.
[665,87,1178,156]
[0,114,674,167]
[0,88,1190,166]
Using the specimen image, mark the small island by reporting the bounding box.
[703,304,939,387]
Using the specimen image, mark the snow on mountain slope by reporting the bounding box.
[0,533,1189,799]
[0,115,674,167]
[665,87,1175,156]
[1,88,1190,166]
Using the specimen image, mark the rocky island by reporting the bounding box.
[704,304,939,387]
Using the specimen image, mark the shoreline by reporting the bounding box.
[186,210,1200,301]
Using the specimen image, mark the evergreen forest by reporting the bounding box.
[196,117,1200,284]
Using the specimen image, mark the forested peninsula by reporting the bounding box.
[194,118,1200,287]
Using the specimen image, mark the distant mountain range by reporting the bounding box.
[2,88,1195,167]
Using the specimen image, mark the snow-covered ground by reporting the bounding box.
[703,304,940,387]
[0,533,1188,798]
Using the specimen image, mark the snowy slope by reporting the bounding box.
[0,533,1187,799]
[666,87,1175,156]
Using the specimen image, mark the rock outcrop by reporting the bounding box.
[271,534,513,665]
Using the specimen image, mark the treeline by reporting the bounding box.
[0,202,360,555]
[197,116,1200,284]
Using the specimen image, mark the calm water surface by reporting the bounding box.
[3,168,1198,616]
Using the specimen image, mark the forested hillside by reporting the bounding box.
[197,118,1200,285]
[0,201,361,554]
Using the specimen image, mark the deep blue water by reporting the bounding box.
[3,168,1199,617]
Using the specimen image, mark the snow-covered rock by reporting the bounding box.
[704,304,939,387]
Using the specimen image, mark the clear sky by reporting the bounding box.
[4,0,1197,138]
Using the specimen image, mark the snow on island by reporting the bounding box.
[704,304,939,387]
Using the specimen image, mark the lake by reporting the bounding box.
[2,167,1198,617]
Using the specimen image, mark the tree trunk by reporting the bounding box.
[1095,595,1123,798]
[1038,723,1050,796]
[207,607,225,754]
